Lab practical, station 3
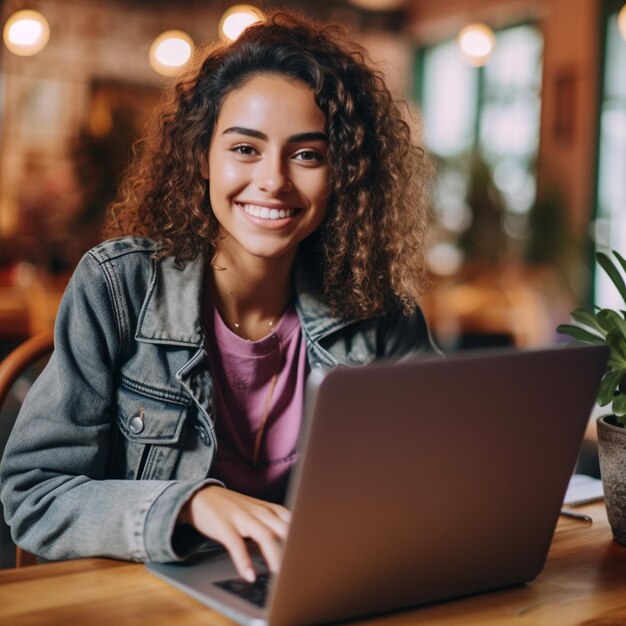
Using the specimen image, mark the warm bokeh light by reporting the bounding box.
[219,5,265,41]
[345,0,405,9]
[149,30,194,76]
[3,10,50,57]
[618,4,626,41]
[456,23,496,67]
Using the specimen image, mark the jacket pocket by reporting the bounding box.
[112,377,190,480]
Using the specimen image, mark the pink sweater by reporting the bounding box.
[204,305,309,504]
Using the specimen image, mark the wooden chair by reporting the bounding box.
[0,331,54,567]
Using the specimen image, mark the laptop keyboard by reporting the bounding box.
[214,573,272,608]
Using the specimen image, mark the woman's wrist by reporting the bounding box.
[177,484,224,526]
[178,499,192,526]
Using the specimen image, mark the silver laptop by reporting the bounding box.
[146,344,608,626]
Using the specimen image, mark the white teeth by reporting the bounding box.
[241,203,296,220]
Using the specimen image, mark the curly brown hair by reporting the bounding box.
[105,9,432,319]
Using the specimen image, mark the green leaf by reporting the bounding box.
[598,370,625,406]
[605,308,626,330]
[606,335,626,370]
[597,309,626,338]
[606,326,626,356]
[570,307,604,334]
[597,251,626,305]
[556,324,605,344]
[614,251,626,278]
[612,393,626,420]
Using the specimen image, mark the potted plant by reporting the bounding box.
[557,250,626,546]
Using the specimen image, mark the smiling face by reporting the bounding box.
[203,73,330,268]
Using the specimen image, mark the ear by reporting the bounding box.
[200,155,209,180]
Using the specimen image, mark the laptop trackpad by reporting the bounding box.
[146,544,270,618]
[214,572,272,608]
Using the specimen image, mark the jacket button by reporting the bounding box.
[129,409,145,434]
[195,425,211,446]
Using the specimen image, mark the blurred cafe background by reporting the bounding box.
[0,0,625,355]
[0,0,624,570]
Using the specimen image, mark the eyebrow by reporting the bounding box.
[222,126,328,143]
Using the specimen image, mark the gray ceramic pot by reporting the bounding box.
[597,415,626,546]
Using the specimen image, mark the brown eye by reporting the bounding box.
[232,144,258,156]
[294,150,323,162]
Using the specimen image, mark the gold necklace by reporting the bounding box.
[233,318,276,338]
[218,299,278,341]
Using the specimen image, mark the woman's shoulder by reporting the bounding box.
[67,237,160,310]
[375,304,442,361]
[87,236,160,265]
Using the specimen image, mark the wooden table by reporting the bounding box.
[1,502,625,626]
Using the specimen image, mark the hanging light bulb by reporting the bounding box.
[219,5,265,42]
[149,30,194,77]
[456,23,496,67]
[618,4,626,41]
[345,0,405,8]
[3,9,50,57]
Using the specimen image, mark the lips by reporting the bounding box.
[239,203,298,221]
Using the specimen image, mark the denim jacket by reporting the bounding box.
[0,237,437,564]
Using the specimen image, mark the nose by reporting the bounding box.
[254,155,293,195]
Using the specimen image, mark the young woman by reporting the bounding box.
[0,10,436,581]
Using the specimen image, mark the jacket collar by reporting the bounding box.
[135,255,205,346]
[292,259,356,342]
[135,254,356,347]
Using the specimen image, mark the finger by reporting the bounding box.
[234,491,291,523]
[248,500,291,526]
[253,507,290,541]
[220,528,256,582]
[244,524,283,574]
[267,503,292,524]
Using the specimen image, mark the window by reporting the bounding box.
[416,24,543,270]
[594,2,626,309]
